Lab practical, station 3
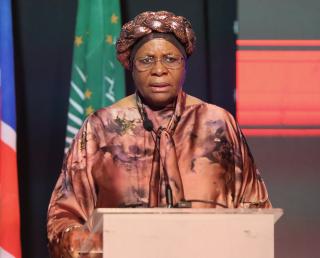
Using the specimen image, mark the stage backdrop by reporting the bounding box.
[12,0,320,257]
[237,1,320,258]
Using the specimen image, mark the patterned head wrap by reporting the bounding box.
[116,11,196,69]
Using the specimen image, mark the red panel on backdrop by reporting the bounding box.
[236,40,320,136]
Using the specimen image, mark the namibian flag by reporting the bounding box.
[0,0,21,257]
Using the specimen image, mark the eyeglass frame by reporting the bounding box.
[133,55,185,72]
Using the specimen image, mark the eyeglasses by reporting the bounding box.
[134,55,184,71]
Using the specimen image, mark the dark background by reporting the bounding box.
[11,0,320,257]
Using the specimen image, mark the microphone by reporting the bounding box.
[141,108,154,132]
[175,199,228,208]
[140,106,174,208]
[136,92,154,132]
[143,117,154,131]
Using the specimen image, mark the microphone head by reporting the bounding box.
[143,119,154,132]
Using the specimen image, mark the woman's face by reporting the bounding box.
[132,38,186,108]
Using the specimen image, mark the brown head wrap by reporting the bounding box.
[116,11,196,69]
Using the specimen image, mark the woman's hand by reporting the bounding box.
[61,226,102,258]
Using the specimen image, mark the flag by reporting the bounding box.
[0,0,21,257]
[65,0,125,152]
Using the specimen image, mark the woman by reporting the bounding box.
[47,11,271,258]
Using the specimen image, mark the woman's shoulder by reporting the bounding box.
[110,94,136,109]
[88,94,138,124]
[92,94,136,116]
[186,94,233,119]
[185,94,203,106]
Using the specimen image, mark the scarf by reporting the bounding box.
[136,91,186,207]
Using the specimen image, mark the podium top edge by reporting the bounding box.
[94,208,283,215]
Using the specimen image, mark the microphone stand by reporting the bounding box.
[137,94,176,209]
[163,168,174,208]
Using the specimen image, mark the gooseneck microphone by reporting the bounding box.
[142,116,154,132]
[140,107,174,208]
[140,104,154,132]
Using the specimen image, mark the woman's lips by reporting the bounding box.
[149,83,171,92]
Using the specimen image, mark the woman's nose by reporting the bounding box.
[151,59,168,76]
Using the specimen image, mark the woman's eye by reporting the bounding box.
[164,56,178,63]
[140,57,154,64]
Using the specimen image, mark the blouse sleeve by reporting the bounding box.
[47,114,104,257]
[225,112,272,208]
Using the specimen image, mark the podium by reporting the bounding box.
[81,208,283,258]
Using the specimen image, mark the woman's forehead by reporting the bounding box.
[135,38,182,56]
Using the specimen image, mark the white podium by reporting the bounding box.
[81,208,283,258]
